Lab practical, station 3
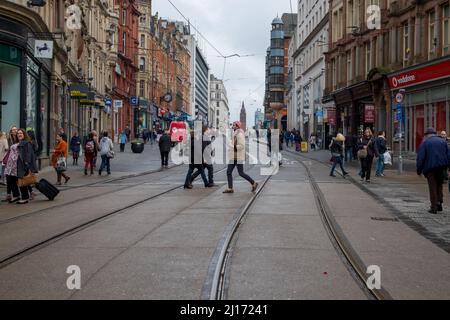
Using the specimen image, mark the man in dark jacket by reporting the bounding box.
[374,131,387,177]
[416,127,450,214]
[158,130,171,168]
[191,126,215,187]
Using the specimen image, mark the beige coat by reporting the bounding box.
[0,138,8,162]
[228,129,246,163]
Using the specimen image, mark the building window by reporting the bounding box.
[346,51,352,84]
[122,9,126,26]
[139,80,145,97]
[303,85,310,109]
[428,10,436,59]
[139,57,145,72]
[140,34,145,48]
[122,32,126,54]
[365,42,371,74]
[217,109,220,116]
[332,59,337,90]
[403,23,409,66]
[443,4,450,55]
[140,15,146,24]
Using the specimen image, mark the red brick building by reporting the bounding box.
[113,0,140,138]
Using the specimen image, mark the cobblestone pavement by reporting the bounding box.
[283,147,450,251]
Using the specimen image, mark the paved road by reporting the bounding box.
[0,143,449,299]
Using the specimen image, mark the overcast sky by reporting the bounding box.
[153,0,297,127]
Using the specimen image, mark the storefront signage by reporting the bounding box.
[130,96,138,106]
[105,98,112,107]
[364,104,375,123]
[69,84,88,98]
[388,58,450,90]
[34,40,53,59]
[114,100,123,109]
[79,92,96,105]
[327,108,336,126]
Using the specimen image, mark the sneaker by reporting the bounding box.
[223,189,234,194]
[9,197,19,203]
[84,169,88,176]
[251,182,259,192]
[183,185,193,189]
[99,171,102,176]
[16,200,29,205]
[366,180,371,183]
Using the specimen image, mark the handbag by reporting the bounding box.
[17,170,37,188]
[56,155,67,172]
[2,149,10,166]
[107,150,115,159]
[357,148,368,159]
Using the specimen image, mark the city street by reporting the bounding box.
[0,143,448,300]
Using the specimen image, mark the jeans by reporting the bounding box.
[120,143,125,152]
[330,155,347,176]
[6,175,29,200]
[192,164,213,185]
[360,155,374,181]
[425,169,444,211]
[185,164,208,187]
[160,151,169,166]
[227,161,255,189]
[345,147,353,162]
[376,154,385,176]
[99,155,111,174]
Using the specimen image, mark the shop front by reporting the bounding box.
[388,56,450,154]
[0,15,52,163]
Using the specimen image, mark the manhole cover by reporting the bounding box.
[371,217,399,222]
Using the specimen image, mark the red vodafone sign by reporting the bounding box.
[388,58,450,90]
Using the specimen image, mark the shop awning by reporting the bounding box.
[69,84,89,98]
[79,91,95,105]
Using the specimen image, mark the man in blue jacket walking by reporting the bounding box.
[416,128,450,214]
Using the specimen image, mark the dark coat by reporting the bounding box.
[416,135,450,175]
[158,134,172,153]
[374,137,387,157]
[330,139,343,156]
[70,136,81,153]
[17,141,38,178]
[358,136,376,157]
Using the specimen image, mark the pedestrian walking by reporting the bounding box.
[0,131,9,185]
[5,129,38,204]
[91,130,99,168]
[191,126,215,187]
[26,130,39,199]
[329,133,349,177]
[51,134,70,185]
[344,134,354,162]
[375,131,388,177]
[183,131,209,189]
[357,128,376,183]
[83,133,98,175]
[158,130,171,168]
[119,131,127,152]
[294,130,302,152]
[98,131,114,176]
[70,132,81,165]
[267,127,272,156]
[309,133,317,151]
[223,121,258,194]
[416,128,450,214]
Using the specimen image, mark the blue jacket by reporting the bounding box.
[70,136,81,153]
[416,135,450,175]
[120,133,127,144]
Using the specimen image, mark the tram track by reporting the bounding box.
[0,165,230,270]
[0,164,184,225]
[285,150,393,300]
[203,150,392,300]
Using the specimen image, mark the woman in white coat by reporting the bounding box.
[223,121,258,194]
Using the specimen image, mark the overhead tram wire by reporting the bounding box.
[166,0,225,58]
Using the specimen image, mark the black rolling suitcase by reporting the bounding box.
[35,179,60,201]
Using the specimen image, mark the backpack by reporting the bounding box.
[85,140,95,154]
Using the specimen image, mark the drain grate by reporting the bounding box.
[371,217,399,222]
